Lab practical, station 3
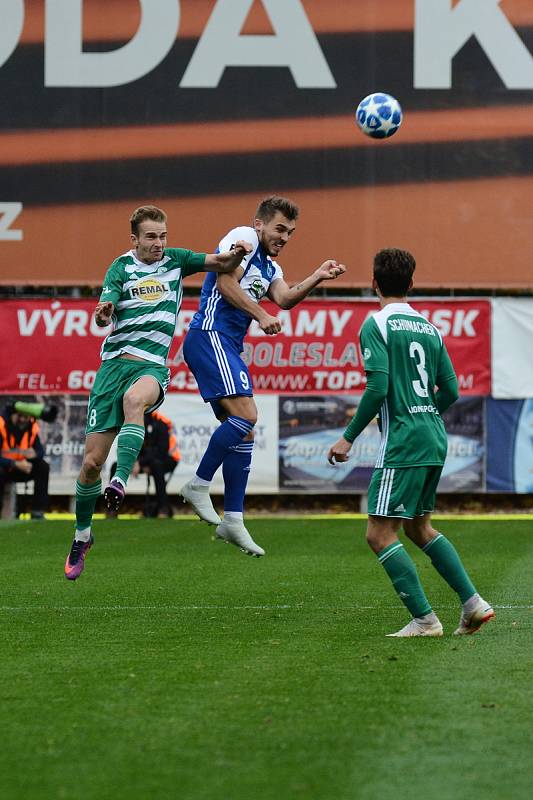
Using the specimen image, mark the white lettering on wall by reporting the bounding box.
[1,0,531,90]
[44,0,179,87]
[180,0,336,88]
[0,0,24,70]
[0,202,23,241]
[415,0,533,89]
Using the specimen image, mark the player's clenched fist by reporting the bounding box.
[94,301,114,327]
[327,437,352,465]
[318,260,347,281]
[259,312,282,336]
[233,240,253,257]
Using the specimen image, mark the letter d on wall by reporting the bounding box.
[45,0,180,87]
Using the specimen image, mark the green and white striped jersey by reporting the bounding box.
[360,303,456,467]
[99,248,206,365]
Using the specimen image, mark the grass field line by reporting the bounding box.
[1,603,531,611]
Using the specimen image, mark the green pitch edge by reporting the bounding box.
[9,512,533,522]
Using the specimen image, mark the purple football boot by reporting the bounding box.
[104,478,125,512]
[64,535,94,581]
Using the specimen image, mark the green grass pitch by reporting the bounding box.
[1,517,532,800]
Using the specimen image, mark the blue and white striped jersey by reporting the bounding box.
[188,226,284,349]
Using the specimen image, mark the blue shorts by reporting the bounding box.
[183,329,253,410]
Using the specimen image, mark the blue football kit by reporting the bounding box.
[183,226,283,410]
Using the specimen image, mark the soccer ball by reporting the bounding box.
[355,93,403,139]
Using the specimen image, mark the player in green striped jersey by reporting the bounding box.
[327,249,494,637]
[64,205,252,580]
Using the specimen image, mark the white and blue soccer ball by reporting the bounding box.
[355,93,403,139]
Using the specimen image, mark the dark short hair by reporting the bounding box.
[255,195,299,223]
[130,205,167,236]
[373,248,416,297]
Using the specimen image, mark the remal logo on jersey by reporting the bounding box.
[130,277,169,303]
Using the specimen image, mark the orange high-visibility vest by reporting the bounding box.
[152,411,181,462]
[0,416,39,461]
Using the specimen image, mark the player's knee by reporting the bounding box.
[82,452,105,477]
[123,391,146,419]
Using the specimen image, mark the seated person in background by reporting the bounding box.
[133,411,180,518]
[0,405,50,519]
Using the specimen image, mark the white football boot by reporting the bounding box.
[216,518,265,557]
[454,595,495,636]
[179,480,221,526]
[387,615,443,638]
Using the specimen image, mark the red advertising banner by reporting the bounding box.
[0,298,491,396]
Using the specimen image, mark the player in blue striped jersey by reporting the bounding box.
[180,195,346,556]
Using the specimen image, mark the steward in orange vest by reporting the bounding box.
[0,407,50,519]
[134,411,180,518]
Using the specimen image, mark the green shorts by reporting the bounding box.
[367,465,443,519]
[86,359,170,434]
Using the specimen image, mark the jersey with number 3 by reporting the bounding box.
[360,303,456,467]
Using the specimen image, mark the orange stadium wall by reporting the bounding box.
[1,0,533,289]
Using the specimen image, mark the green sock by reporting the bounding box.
[378,542,432,618]
[75,479,102,530]
[115,424,145,484]
[423,533,476,604]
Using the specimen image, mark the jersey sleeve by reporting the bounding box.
[270,259,284,282]
[165,248,207,278]
[360,316,389,374]
[436,342,457,386]
[99,259,126,305]
[218,226,259,273]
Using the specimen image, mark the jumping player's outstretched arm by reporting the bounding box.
[204,240,253,273]
[268,260,346,309]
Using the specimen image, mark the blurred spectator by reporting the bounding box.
[0,406,50,519]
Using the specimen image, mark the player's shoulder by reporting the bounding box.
[218,226,259,252]
[108,250,134,270]
[163,247,196,262]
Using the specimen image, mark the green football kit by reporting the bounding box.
[345,302,457,518]
[340,302,488,631]
[86,247,206,433]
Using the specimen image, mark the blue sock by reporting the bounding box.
[222,441,254,513]
[197,416,254,481]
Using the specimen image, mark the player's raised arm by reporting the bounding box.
[268,260,346,309]
[204,239,253,273]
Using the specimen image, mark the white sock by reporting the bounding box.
[417,612,439,625]
[463,593,481,613]
[75,527,91,542]
[224,511,243,521]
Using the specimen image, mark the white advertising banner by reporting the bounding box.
[492,299,533,399]
[157,393,279,496]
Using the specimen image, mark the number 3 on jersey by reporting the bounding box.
[409,341,429,398]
